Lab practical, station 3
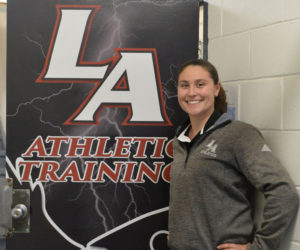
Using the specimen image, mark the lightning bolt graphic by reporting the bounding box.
[5,0,192,249]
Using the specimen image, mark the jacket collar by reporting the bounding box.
[176,111,233,139]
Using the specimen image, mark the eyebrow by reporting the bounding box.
[178,79,208,83]
[195,79,208,83]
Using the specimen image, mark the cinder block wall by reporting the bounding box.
[207,0,300,249]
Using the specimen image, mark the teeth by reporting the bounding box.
[187,100,200,104]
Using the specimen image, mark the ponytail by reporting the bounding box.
[215,86,227,114]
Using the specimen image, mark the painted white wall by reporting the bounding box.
[207,0,300,249]
[0,4,6,132]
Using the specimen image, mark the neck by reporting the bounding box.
[188,109,214,140]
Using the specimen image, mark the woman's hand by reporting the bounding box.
[217,243,249,250]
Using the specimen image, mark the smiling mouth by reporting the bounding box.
[186,100,201,104]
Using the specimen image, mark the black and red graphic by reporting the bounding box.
[7,0,199,249]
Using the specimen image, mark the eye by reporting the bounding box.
[178,82,189,88]
[196,82,205,88]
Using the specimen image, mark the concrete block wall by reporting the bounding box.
[207,0,300,249]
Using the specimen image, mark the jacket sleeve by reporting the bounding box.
[234,125,299,250]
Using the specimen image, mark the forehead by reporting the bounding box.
[178,65,211,81]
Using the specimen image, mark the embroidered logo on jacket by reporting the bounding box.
[261,144,272,152]
[200,139,218,157]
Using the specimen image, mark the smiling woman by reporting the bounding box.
[177,65,220,137]
[168,58,299,250]
[176,59,225,140]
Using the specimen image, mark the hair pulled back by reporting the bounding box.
[177,59,227,114]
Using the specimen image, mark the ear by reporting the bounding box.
[215,82,221,97]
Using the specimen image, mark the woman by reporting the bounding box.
[168,59,299,250]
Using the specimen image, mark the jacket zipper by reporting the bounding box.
[183,132,211,169]
[181,119,232,168]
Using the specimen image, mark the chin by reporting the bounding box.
[188,109,212,118]
[187,111,203,117]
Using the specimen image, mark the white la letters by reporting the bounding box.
[38,6,171,126]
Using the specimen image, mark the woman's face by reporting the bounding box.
[177,65,220,119]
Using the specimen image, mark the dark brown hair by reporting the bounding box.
[177,59,227,113]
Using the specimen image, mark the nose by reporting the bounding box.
[187,85,196,96]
